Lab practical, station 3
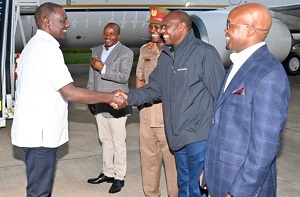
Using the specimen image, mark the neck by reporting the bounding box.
[156,42,164,50]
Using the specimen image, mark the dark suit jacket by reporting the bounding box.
[203,45,290,197]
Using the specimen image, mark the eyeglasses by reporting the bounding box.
[226,21,251,30]
[226,21,268,33]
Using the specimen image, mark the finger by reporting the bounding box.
[110,102,119,110]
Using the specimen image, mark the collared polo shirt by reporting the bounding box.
[11,29,74,148]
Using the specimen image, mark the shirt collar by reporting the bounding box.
[103,41,119,52]
[230,42,265,65]
[36,29,60,47]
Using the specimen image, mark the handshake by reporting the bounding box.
[109,90,129,110]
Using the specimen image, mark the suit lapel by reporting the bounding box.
[91,45,103,58]
[104,42,121,65]
[216,66,232,104]
[214,45,269,111]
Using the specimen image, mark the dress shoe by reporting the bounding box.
[109,179,124,193]
[87,173,114,184]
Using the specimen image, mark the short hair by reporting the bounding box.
[173,10,192,30]
[34,2,63,28]
[105,22,121,34]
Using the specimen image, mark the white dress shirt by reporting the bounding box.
[100,42,118,74]
[224,42,265,91]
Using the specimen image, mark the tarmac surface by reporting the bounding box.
[0,64,299,197]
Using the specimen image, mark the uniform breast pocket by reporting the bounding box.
[144,61,155,73]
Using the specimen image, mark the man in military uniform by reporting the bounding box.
[135,7,178,197]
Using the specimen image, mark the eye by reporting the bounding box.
[154,26,161,31]
[60,19,66,24]
[161,25,170,30]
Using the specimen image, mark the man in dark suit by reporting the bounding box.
[86,23,133,194]
[201,3,290,197]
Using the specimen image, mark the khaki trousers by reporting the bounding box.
[95,114,127,180]
[140,122,178,197]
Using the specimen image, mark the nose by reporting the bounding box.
[66,20,70,28]
[103,34,109,39]
[160,27,165,34]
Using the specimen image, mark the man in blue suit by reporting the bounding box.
[201,3,290,197]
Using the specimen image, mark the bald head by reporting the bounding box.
[225,3,272,52]
[230,3,272,37]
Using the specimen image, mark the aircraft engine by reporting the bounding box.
[190,10,292,69]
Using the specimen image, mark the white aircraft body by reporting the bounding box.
[0,0,300,127]
[15,0,300,71]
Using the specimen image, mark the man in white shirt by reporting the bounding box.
[11,3,126,197]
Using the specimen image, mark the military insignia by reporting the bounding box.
[151,8,158,17]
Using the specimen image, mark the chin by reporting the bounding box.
[152,38,159,43]
[56,36,66,40]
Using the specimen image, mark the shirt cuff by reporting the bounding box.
[101,64,107,75]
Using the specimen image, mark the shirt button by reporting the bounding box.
[212,120,215,124]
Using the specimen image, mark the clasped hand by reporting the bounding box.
[90,57,104,71]
[109,90,129,110]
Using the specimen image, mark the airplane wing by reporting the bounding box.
[268,3,300,33]
[269,4,300,17]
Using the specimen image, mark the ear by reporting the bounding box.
[247,26,256,37]
[43,17,50,30]
[178,22,185,32]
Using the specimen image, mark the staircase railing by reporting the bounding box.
[0,0,40,128]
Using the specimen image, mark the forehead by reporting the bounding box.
[228,7,248,20]
[104,25,116,30]
[52,7,67,18]
[162,13,178,24]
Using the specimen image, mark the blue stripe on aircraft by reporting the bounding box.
[64,8,217,12]
[20,8,218,15]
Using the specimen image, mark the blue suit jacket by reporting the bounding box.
[203,45,290,197]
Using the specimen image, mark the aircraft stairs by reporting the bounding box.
[0,0,39,128]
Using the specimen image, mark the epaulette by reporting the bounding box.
[148,42,155,50]
[141,42,153,49]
